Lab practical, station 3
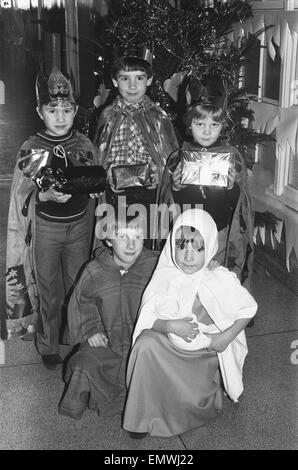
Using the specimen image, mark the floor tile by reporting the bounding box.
[0,364,184,450]
[248,264,298,337]
[179,331,298,450]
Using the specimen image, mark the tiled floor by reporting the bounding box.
[0,250,297,450]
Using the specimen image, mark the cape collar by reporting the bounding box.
[114,94,153,115]
[182,139,226,151]
[36,130,73,143]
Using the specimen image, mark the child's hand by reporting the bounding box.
[168,317,199,342]
[207,258,221,270]
[107,167,125,194]
[87,332,108,348]
[171,163,186,191]
[39,187,72,203]
[147,166,159,190]
[205,330,233,353]
[89,193,101,199]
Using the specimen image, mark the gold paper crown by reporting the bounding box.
[36,66,76,106]
[113,44,153,65]
[189,73,228,110]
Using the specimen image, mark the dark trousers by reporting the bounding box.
[34,213,89,355]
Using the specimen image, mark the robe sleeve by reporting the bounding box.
[131,295,157,345]
[67,267,105,345]
[6,145,41,325]
[131,269,169,345]
[206,267,258,402]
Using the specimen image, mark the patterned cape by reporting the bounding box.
[5,130,98,338]
[158,141,255,288]
[94,95,178,205]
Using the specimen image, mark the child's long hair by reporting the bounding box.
[111,56,153,79]
[183,103,228,136]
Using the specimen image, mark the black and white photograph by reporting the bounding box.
[0,0,297,454]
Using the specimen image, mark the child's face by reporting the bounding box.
[36,102,77,137]
[191,115,223,147]
[110,226,144,269]
[174,226,205,275]
[112,70,152,105]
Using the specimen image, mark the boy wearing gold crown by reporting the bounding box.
[94,49,178,249]
[6,66,102,369]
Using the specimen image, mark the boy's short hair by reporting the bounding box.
[111,56,153,79]
[38,99,76,109]
[183,103,227,131]
[98,204,147,242]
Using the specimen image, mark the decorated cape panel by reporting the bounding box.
[95,101,178,194]
[5,131,98,338]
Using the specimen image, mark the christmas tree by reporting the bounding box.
[93,0,273,168]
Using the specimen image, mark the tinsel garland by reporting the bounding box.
[108,0,251,84]
[93,0,273,167]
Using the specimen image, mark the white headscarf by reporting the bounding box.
[132,208,258,401]
[154,209,219,350]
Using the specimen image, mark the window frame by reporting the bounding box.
[246,0,298,210]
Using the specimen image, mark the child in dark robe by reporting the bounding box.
[58,211,158,419]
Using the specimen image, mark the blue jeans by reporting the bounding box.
[34,213,89,355]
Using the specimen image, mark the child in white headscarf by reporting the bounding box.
[153,215,218,351]
[122,208,257,438]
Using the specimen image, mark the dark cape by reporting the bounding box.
[5,130,98,338]
[58,247,158,419]
[159,140,254,288]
